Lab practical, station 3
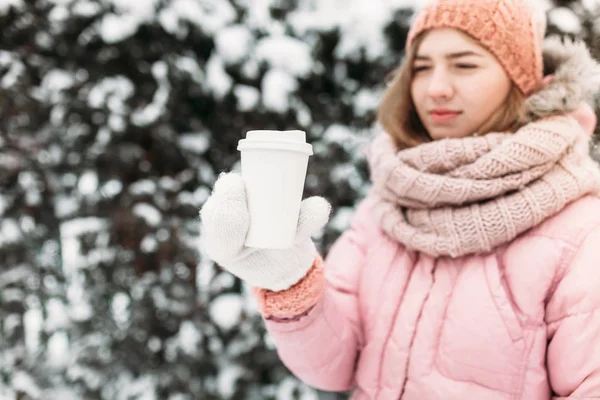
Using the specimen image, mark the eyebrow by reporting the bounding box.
[415,51,484,61]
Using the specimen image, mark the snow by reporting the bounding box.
[331,164,364,191]
[100,179,123,198]
[78,170,99,195]
[196,247,217,295]
[288,0,421,61]
[109,114,126,131]
[159,176,181,191]
[131,62,171,126]
[255,36,313,77]
[217,364,246,398]
[0,219,22,247]
[322,124,370,156]
[0,195,6,216]
[68,290,94,322]
[96,127,112,145]
[24,307,43,354]
[240,58,260,79]
[133,203,162,227]
[18,171,37,190]
[97,0,159,43]
[215,25,253,65]
[45,298,70,331]
[178,320,202,356]
[107,0,158,18]
[35,31,53,49]
[334,2,397,61]
[72,1,101,17]
[262,69,298,113]
[18,215,34,235]
[0,51,25,88]
[60,217,108,239]
[12,371,41,399]
[47,331,70,367]
[174,56,204,84]
[59,216,111,306]
[158,7,181,35]
[61,173,78,187]
[99,13,142,44]
[205,55,233,100]
[192,186,210,204]
[0,0,23,15]
[40,388,80,400]
[209,272,236,292]
[293,99,312,126]
[354,88,382,116]
[234,85,260,112]
[209,294,244,331]
[549,7,582,34]
[87,76,135,110]
[130,179,157,195]
[111,292,131,327]
[178,132,211,154]
[37,69,76,102]
[48,4,69,22]
[169,0,236,35]
[329,206,355,232]
[4,0,597,398]
[243,0,276,30]
[156,228,170,241]
[0,266,33,290]
[323,124,356,143]
[66,364,103,391]
[147,336,161,352]
[276,377,318,400]
[114,375,157,400]
[140,234,158,253]
[580,0,600,11]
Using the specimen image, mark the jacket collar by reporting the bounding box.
[525,36,600,121]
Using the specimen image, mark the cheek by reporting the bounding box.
[410,80,425,111]
[462,74,510,115]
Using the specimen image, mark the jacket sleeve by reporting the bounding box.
[251,198,378,392]
[546,224,600,399]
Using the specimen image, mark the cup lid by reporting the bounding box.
[246,130,306,142]
[237,130,313,155]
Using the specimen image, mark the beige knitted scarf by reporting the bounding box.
[367,116,600,258]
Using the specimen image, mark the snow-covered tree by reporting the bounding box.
[0,0,597,399]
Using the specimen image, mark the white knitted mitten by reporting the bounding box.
[200,172,331,291]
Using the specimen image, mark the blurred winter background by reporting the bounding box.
[1,0,599,399]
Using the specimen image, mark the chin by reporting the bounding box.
[427,128,470,141]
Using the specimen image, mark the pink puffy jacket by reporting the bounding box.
[257,194,600,399]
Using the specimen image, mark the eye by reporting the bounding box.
[455,64,477,69]
[412,66,430,73]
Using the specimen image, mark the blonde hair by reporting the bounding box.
[377,34,528,150]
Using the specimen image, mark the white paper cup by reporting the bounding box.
[237,130,313,249]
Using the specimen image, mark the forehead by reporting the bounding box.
[416,28,486,56]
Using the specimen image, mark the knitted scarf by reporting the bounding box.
[366,37,600,258]
[367,116,600,258]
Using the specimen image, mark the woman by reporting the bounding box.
[200,0,600,398]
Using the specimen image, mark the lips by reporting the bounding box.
[429,109,461,123]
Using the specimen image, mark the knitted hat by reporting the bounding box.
[406,0,544,95]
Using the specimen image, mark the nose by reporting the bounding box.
[427,68,453,100]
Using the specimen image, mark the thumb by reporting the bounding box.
[295,196,331,239]
[200,172,250,262]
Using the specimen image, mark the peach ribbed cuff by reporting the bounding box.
[252,255,326,320]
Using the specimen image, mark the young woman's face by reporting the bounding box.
[410,28,512,140]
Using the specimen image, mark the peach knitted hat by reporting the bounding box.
[406,0,545,95]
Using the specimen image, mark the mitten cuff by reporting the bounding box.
[252,255,325,319]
